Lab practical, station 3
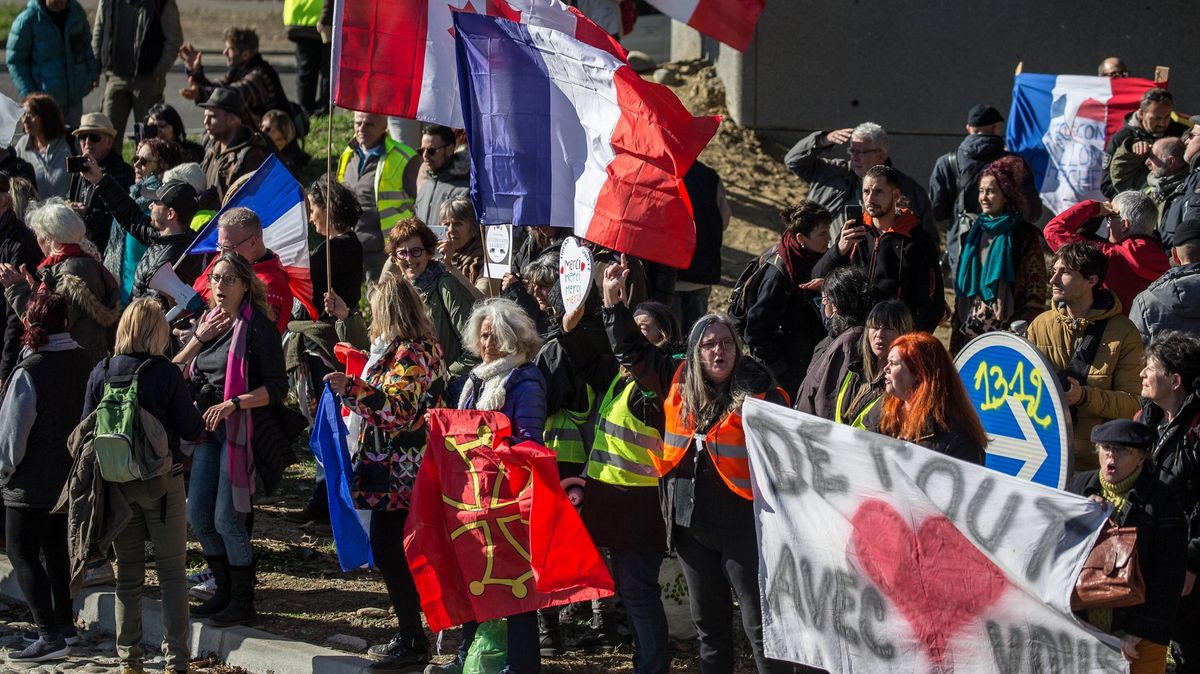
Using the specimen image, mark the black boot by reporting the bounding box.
[190,555,231,617]
[207,564,257,627]
[538,609,563,656]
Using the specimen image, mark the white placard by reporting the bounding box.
[485,225,513,280]
[558,236,593,315]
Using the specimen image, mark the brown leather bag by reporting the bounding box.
[1071,520,1146,611]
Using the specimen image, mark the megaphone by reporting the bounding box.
[149,263,207,322]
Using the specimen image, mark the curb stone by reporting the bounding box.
[0,555,419,674]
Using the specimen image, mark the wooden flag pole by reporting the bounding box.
[324,105,334,306]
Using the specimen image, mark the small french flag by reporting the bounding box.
[453,11,718,269]
[643,0,766,52]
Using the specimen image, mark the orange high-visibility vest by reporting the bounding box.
[659,364,765,500]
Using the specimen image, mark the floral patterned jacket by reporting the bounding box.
[342,336,446,510]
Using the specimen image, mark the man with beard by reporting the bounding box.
[1101,87,1188,198]
[179,27,291,123]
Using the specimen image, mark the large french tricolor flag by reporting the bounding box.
[330,0,624,127]
[187,155,318,320]
[643,0,765,52]
[1007,73,1162,214]
[453,12,718,268]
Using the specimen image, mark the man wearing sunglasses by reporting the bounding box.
[414,124,469,226]
[65,112,135,255]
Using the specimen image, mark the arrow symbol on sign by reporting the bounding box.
[987,397,1048,482]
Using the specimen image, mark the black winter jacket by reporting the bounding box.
[813,209,947,332]
[0,210,41,383]
[743,249,823,397]
[67,151,135,254]
[1069,468,1188,645]
[1141,395,1200,574]
[92,174,201,303]
[928,134,1042,225]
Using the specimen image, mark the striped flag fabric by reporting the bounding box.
[311,385,373,572]
[643,0,766,52]
[1007,73,1163,213]
[186,154,317,320]
[453,12,719,268]
[330,0,625,127]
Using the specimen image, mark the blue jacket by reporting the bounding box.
[7,0,98,106]
[461,362,547,445]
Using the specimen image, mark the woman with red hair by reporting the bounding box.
[866,332,988,463]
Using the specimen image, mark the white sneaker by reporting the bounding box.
[189,576,217,601]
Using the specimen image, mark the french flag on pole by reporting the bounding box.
[1007,73,1163,213]
[453,12,719,268]
[643,0,765,52]
[186,155,317,320]
[330,0,624,127]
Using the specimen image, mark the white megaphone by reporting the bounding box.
[149,263,207,322]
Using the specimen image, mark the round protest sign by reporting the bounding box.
[954,331,1073,489]
[558,237,593,315]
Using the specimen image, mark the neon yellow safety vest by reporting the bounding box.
[337,137,417,231]
[283,0,322,27]
[586,377,663,487]
[190,210,216,233]
[543,384,594,465]
[834,370,879,430]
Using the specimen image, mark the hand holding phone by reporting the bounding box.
[65,155,87,173]
[842,204,863,225]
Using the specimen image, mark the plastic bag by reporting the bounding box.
[463,619,507,674]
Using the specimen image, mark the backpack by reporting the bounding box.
[728,247,784,336]
[93,357,173,484]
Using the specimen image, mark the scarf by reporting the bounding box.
[448,233,485,285]
[38,243,87,270]
[458,354,524,411]
[777,230,823,292]
[1088,464,1142,633]
[222,302,257,514]
[955,212,1018,302]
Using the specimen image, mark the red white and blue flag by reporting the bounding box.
[330,0,625,127]
[453,12,719,268]
[1007,73,1163,213]
[643,0,766,52]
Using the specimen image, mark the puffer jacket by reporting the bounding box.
[793,326,864,420]
[1043,200,1170,315]
[1129,262,1200,342]
[1026,290,1144,471]
[1159,161,1200,249]
[4,255,120,366]
[459,357,547,444]
[5,0,98,105]
[414,151,470,226]
[784,130,933,238]
[92,174,201,302]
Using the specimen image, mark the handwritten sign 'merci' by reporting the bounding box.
[742,400,1120,674]
[558,237,592,315]
[954,332,1073,490]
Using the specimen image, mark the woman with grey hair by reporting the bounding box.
[0,198,119,366]
[599,255,791,674]
[447,296,546,674]
[437,196,491,294]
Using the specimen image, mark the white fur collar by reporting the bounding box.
[458,354,525,411]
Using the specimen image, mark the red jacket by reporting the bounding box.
[1043,201,1169,314]
[194,251,294,334]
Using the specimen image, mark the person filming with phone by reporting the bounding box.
[812,164,946,333]
[65,113,135,255]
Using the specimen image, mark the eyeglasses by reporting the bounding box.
[217,234,255,252]
[133,155,157,166]
[419,144,449,156]
[78,133,104,144]
[393,246,426,259]
[206,273,241,287]
[699,338,736,353]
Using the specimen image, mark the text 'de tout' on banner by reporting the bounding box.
[741,399,1122,674]
[954,331,1073,490]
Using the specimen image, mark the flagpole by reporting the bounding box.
[325,103,334,304]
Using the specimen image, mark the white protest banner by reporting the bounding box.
[742,398,1123,673]
[558,236,593,315]
[485,225,513,279]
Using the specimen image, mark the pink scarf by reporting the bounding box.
[223,302,256,513]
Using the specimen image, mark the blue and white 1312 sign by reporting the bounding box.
[954,331,1073,490]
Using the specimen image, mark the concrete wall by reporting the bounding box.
[683,0,1199,188]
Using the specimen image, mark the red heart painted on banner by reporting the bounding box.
[850,499,1009,664]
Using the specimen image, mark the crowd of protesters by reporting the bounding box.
[0,2,1199,671]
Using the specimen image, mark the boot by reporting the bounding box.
[538,609,563,657]
[207,564,257,627]
[190,555,231,617]
[571,608,620,652]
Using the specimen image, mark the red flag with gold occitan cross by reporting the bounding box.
[404,409,614,631]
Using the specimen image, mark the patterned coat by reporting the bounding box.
[343,336,446,510]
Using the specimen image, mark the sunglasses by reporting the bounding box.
[419,144,449,156]
[78,133,105,143]
[392,246,426,259]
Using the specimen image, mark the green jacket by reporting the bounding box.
[7,0,98,104]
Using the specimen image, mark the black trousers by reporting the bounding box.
[1177,588,1200,673]
[292,35,330,115]
[371,508,424,641]
[6,506,72,637]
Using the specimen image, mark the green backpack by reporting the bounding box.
[93,357,173,484]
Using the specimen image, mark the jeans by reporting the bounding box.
[674,525,791,674]
[291,34,330,115]
[114,474,190,670]
[671,287,712,336]
[6,506,72,638]
[610,549,669,674]
[371,509,424,640]
[187,429,253,566]
[459,611,539,673]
